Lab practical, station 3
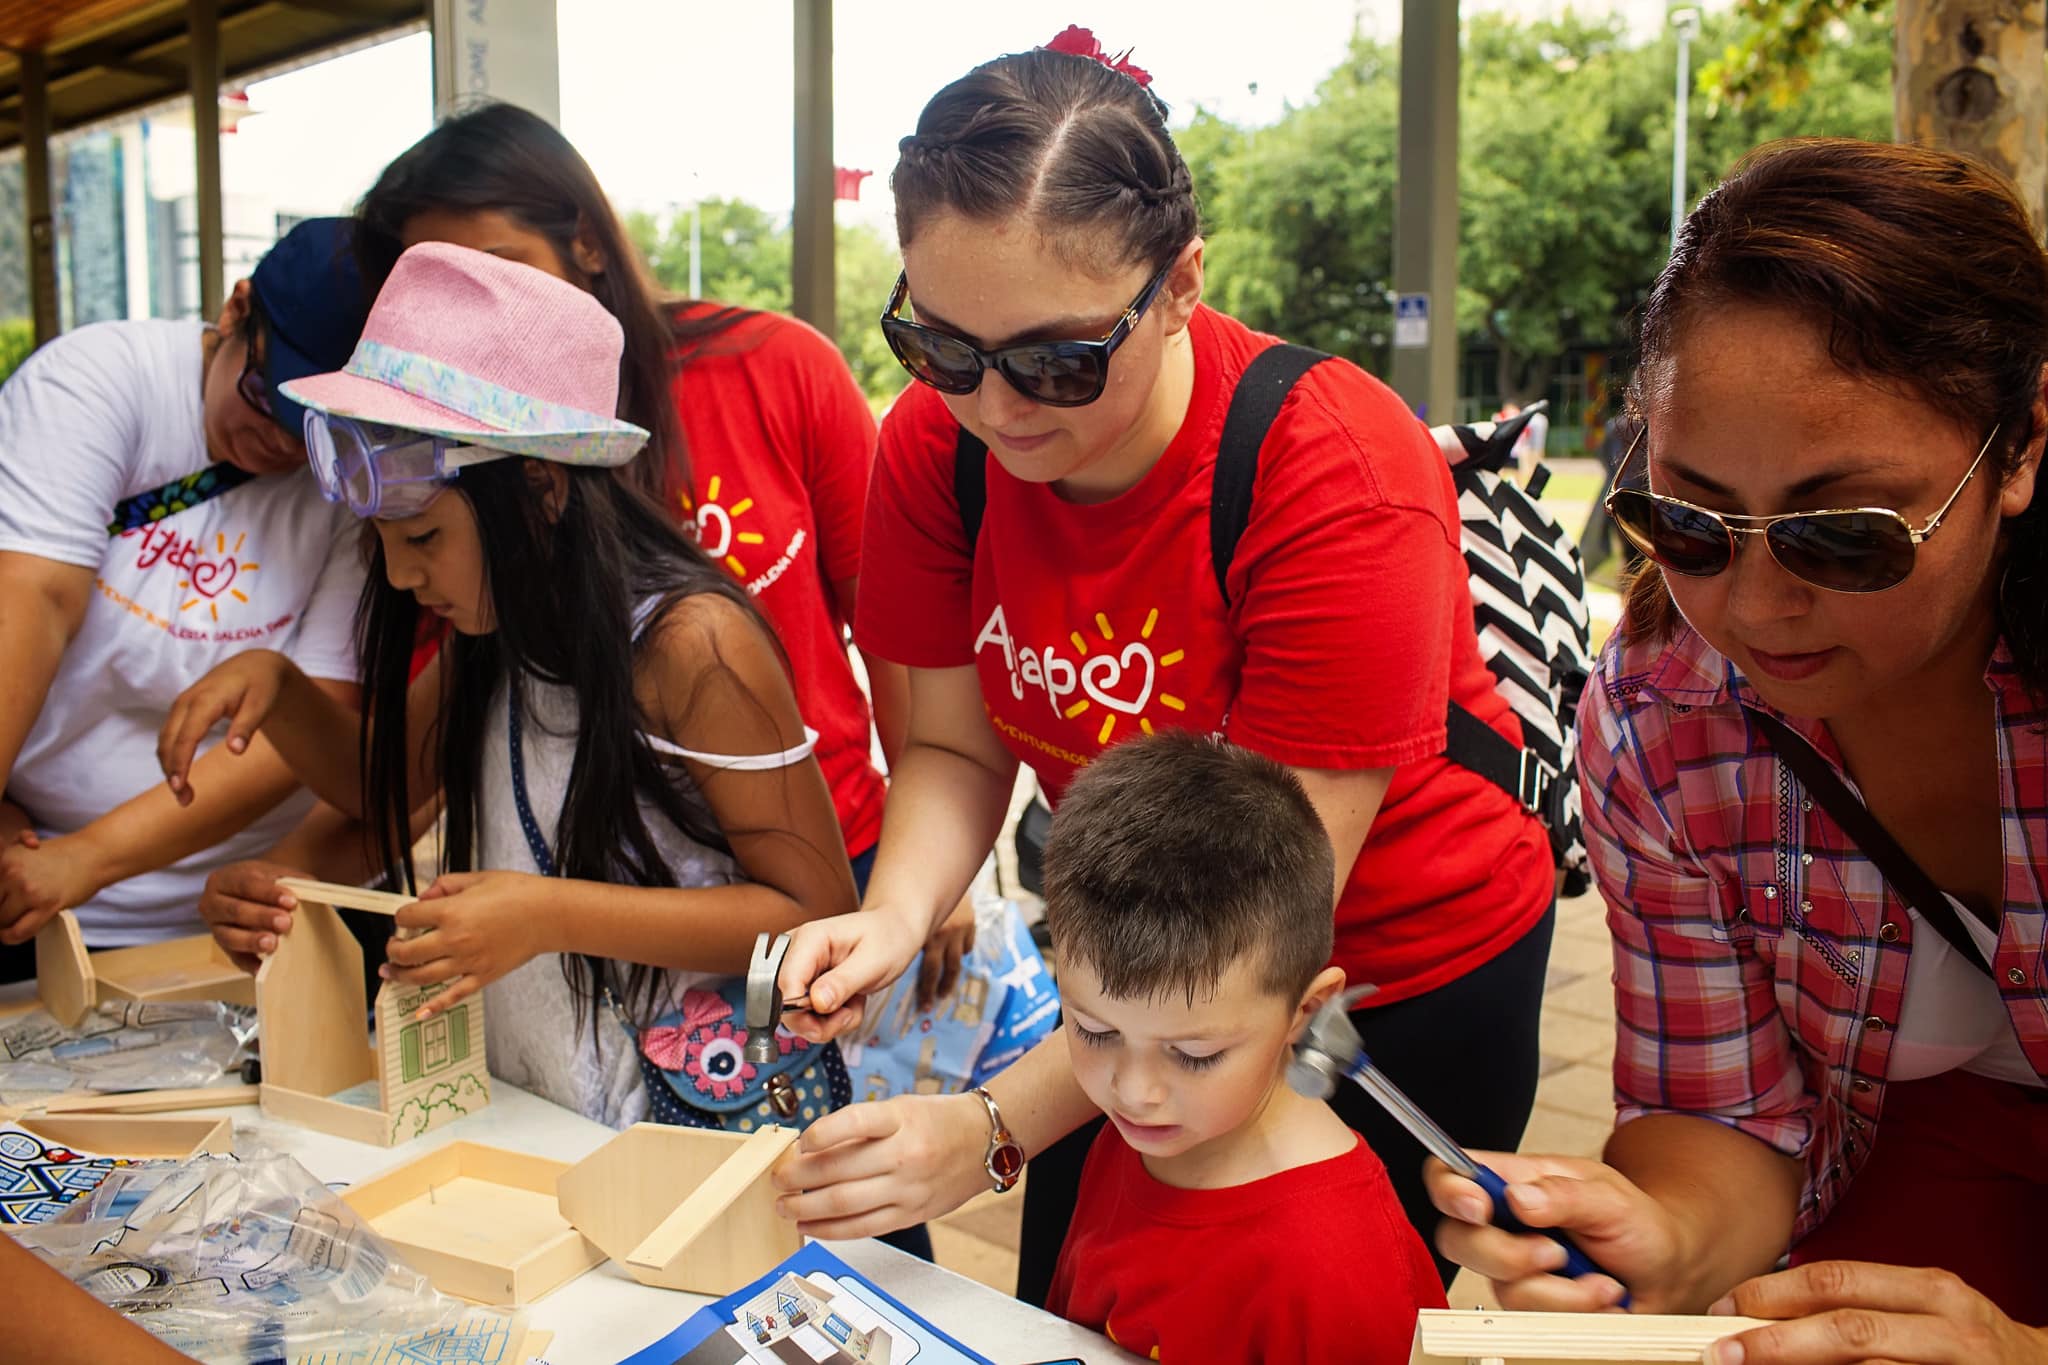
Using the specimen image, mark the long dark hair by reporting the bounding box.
[1625,137,2048,696]
[892,48,1199,275]
[357,463,772,1028]
[354,102,748,505]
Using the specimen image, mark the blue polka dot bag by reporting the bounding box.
[628,984,851,1134]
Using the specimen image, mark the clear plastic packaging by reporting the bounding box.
[13,1151,514,1362]
[0,1000,256,1098]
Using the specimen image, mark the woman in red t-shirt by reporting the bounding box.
[775,33,1555,1299]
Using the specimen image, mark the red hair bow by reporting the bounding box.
[1043,25,1153,89]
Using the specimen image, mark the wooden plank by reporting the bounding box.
[30,1085,257,1116]
[626,1124,797,1269]
[33,909,93,1027]
[259,1083,392,1148]
[17,1114,231,1157]
[1409,1309,1772,1365]
[276,877,415,917]
[88,935,252,1007]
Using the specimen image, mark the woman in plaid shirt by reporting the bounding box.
[1436,139,2048,1363]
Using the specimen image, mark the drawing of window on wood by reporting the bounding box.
[256,879,490,1148]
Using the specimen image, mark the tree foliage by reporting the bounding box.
[623,200,905,402]
[1699,0,1890,112]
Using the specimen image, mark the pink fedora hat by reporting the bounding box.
[280,241,648,466]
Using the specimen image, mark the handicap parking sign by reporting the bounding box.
[1394,293,1430,349]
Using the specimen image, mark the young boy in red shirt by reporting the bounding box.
[1042,733,1447,1363]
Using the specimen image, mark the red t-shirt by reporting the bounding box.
[1049,1126,1446,1363]
[668,305,887,857]
[855,305,1551,1001]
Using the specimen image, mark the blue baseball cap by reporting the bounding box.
[248,217,371,442]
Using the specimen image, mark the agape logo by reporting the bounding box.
[974,603,1187,745]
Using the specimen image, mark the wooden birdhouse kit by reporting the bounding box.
[35,910,253,1029]
[254,878,489,1147]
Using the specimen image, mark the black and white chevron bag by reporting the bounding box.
[1437,401,1595,895]
[961,349,1596,896]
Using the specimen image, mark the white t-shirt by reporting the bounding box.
[0,319,363,945]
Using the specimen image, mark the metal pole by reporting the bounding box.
[21,47,57,344]
[1670,8,1700,254]
[790,0,835,334]
[188,0,224,317]
[1388,0,1459,422]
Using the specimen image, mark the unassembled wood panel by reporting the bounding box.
[1408,1309,1773,1365]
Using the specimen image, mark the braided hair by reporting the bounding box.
[891,48,1199,275]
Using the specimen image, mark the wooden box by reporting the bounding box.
[341,1142,603,1305]
[35,910,253,1029]
[256,879,489,1148]
[555,1122,801,1296]
[12,1114,234,1159]
[1408,1308,1771,1365]
[1,1114,234,1225]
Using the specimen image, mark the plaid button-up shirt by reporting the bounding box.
[1580,623,2048,1239]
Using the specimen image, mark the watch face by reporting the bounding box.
[989,1140,1025,1183]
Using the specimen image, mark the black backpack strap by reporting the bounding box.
[953,425,988,552]
[1209,344,1330,605]
[1445,700,1563,824]
[1752,709,1994,977]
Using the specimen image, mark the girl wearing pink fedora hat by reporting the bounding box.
[157,241,859,1129]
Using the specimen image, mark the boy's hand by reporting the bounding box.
[198,860,304,971]
[383,871,554,1018]
[1426,1149,1682,1312]
[771,1092,993,1239]
[157,649,296,804]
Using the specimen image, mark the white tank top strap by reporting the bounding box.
[644,725,820,771]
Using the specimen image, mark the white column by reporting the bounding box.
[431,0,562,124]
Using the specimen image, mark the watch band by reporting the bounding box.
[969,1085,1025,1193]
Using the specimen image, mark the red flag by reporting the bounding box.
[834,167,873,202]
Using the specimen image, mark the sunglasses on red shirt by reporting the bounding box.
[879,264,1171,407]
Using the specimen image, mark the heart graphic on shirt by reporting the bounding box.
[695,503,733,559]
[188,557,239,599]
[1081,643,1157,716]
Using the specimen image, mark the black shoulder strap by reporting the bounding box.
[1752,710,1994,977]
[1210,343,1330,605]
[954,425,988,553]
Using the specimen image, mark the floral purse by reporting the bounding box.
[506,684,851,1135]
[625,985,851,1134]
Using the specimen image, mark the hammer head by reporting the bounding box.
[1285,984,1377,1099]
[744,932,792,1066]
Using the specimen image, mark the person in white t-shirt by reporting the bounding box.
[0,218,370,971]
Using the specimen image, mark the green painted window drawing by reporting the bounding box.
[398,1008,473,1083]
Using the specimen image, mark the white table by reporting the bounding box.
[182,1082,1139,1365]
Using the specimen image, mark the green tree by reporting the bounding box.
[834,219,905,406]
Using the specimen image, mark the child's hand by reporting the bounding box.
[383,871,555,1018]
[157,650,296,804]
[197,860,304,972]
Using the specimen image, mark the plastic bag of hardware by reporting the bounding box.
[12,1150,518,1362]
[0,1000,256,1098]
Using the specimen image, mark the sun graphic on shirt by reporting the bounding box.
[177,531,259,623]
[1060,606,1187,746]
[679,476,769,578]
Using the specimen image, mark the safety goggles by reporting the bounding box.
[304,412,506,521]
[879,264,1171,407]
[1603,424,1999,594]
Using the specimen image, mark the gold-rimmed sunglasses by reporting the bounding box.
[1603,424,2000,594]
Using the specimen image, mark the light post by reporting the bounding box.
[1670,6,1701,254]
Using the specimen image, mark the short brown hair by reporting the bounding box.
[1042,733,1334,1005]
[1624,138,2048,693]
[891,48,1198,275]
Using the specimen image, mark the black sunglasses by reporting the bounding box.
[1603,424,1999,594]
[879,264,1172,407]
